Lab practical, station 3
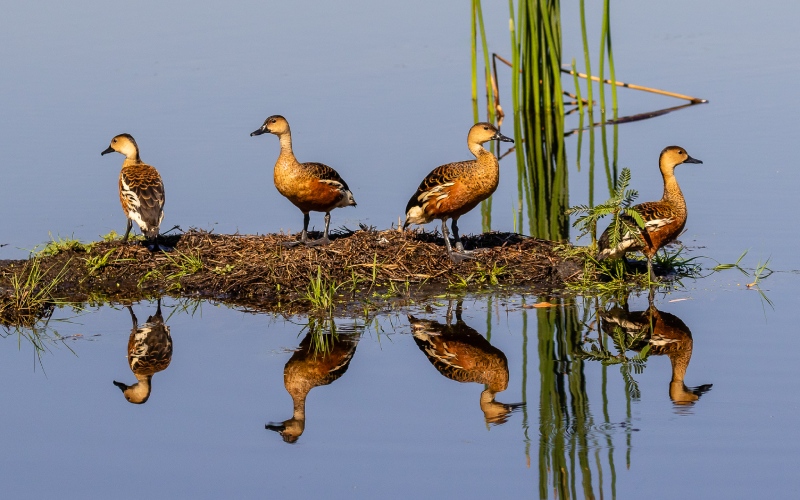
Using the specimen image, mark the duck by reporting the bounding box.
[600,299,712,407]
[101,133,165,250]
[403,122,513,262]
[113,299,173,405]
[597,145,702,278]
[408,300,523,426]
[266,323,359,443]
[250,115,356,246]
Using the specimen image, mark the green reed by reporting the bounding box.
[472,0,498,231]
[532,297,616,498]
[509,0,570,240]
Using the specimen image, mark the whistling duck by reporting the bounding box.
[403,122,513,262]
[597,146,702,278]
[266,323,359,443]
[600,300,712,406]
[113,299,173,405]
[250,115,357,246]
[408,301,523,425]
[101,134,165,250]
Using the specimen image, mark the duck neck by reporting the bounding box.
[661,169,685,210]
[469,142,489,159]
[275,132,297,170]
[122,157,142,168]
[291,394,306,421]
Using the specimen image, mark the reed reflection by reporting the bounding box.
[408,300,523,426]
[599,298,713,408]
[266,319,360,444]
[113,298,172,404]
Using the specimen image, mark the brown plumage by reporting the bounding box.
[600,300,712,406]
[101,133,165,250]
[266,324,359,443]
[251,115,356,246]
[113,299,173,405]
[597,146,702,278]
[403,122,513,262]
[408,301,523,426]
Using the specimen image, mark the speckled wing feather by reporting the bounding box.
[302,162,352,191]
[597,201,676,258]
[633,201,677,227]
[128,321,172,376]
[120,164,165,234]
[405,161,474,214]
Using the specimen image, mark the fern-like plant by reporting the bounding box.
[566,167,645,251]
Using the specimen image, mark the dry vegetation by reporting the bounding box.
[0,228,581,321]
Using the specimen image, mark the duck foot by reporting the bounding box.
[148,243,171,252]
[449,251,476,264]
[305,237,331,247]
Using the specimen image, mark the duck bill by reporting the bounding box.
[491,132,514,143]
[684,155,703,164]
[250,128,266,137]
[101,146,115,156]
[112,380,128,392]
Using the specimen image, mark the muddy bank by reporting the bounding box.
[0,228,581,318]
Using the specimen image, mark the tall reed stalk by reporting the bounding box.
[472,0,497,232]
[507,0,569,240]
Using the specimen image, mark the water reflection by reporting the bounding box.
[266,319,360,443]
[113,299,173,404]
[408,300,523,426]
[599,299,713,409]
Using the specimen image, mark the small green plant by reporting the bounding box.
[100,230,121,242]
[138,268,163,288]
[346,268,363,294]
[448,273,474,289]
[0,258,71,326]
[652,247,701,278]
[84,249,117,275]
[475,262,505,286]
[711,251,774,311]
[164,251,203,281]
[373,279,411,300]
[212,264,235,275]
[567,167,645,250]
[36,234,91,257]
[305,266,340,313]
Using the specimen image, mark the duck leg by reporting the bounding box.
[443,218,473,263]
[647,255,657,283]
[122,219,133,242]
[283,213,310,247]
[450,218,475,263]
[307,212,332,247]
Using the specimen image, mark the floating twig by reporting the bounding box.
[560,67,708,104]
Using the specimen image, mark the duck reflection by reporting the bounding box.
[113,299,172,404]
[600,298,712,407]
[266,320,360,444]
[408,301,523,425]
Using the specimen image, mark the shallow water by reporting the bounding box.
[3,286,798,498]
[3,0,800,497]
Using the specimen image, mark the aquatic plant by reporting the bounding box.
[305,266,340,313]
[0,258,70,327]
[567,167,643,250]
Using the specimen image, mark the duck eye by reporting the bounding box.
[483,126,489,130]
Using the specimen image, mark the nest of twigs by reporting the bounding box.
[0,227,581,315]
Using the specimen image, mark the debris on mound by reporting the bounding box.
[0,228,581,319]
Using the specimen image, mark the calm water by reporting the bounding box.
[3,0,800,498]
